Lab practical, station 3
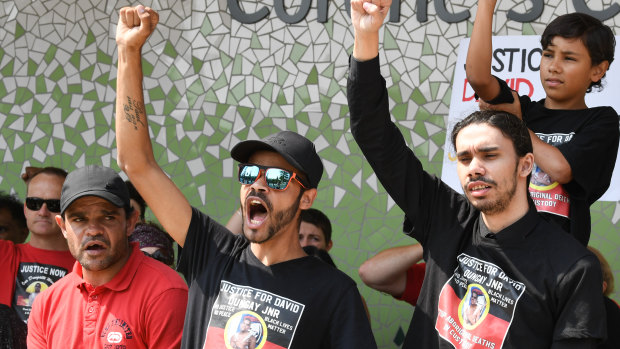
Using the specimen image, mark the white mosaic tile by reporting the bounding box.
[333,185,346,207]
[365,172,378,193]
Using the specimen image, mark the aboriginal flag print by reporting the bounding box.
[435,254,526,349]
[528,132,574,218]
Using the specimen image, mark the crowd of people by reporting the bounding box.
[0,1,619,348]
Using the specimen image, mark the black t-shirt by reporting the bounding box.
[599,296,620,349]
[177,208,376,349]
[486,77,620,245]
[348,56,606,348]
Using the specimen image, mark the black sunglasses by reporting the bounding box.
[25,197,61,213]
[238,163,308,190]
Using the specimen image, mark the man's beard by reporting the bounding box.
[464,165,518,215]
[242,190,303,244]
[73,235,129,271]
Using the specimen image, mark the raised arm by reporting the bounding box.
[115,5,192,246]
[358,244,423,296]
[465,0,501,101]
[351,0,392,61]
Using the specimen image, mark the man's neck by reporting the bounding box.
[250,227,306,266]
[480,195,530,233]
[28,233,69,251]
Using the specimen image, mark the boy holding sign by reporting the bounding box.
[466,2,619,245]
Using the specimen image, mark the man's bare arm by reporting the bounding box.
[358,244,423,297]
[115,5,192,246]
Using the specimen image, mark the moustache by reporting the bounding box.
[245,189,273,212]
[465,176,497,187]
[80,236,109,249]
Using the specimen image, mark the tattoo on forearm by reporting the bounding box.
[122,96,146,130]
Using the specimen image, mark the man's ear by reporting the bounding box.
[299,188,317,210]
[326,240,333,252]
[54,215,68,239]
[519,153,534,178]
[126,208,140,237]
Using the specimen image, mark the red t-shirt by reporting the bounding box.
[395,262,426,306]
[0,240,75,322]
[27,243,188,349]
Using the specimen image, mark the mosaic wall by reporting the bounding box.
[0,0,618,347]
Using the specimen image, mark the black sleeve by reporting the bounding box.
[479,76,536,122]
[476,75,515,104]
[553,254,606,343]
[347,55,473,244]
[176,207,242,283]
[550,339,598,349]
[557,108,620,202]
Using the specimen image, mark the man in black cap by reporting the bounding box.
[27,165,188,349]
[114,5,375,349]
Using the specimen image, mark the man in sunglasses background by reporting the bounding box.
[115,5,375,348]
[0,166,75,323]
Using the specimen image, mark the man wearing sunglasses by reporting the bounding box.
[115,5,375,348]
[347,1,604,347]
[0,167,75,324]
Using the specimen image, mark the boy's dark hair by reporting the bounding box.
[451,110,533,158]
[300,208,332,243]
[0,191,27,231]
[540,12,615,93]
[125,181,146,220]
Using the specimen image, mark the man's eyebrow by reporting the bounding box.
[101,209,120,215]
[478,146,499,153]
[65,211,84,218]
[456,150,471,157]
[456,146,499,157]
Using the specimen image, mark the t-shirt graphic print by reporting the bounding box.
[435,254,525,349]
[204,281,305,349]
[529,132,574,218]
[13,262,69,322]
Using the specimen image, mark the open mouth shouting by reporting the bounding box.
[245,196,270,229]
[83,239,109,256]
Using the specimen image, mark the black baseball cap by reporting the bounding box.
[230,130,323,189]
[60,165,130,215]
